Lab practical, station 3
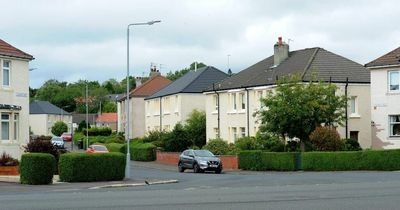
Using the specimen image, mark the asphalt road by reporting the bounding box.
[1,162,400,210]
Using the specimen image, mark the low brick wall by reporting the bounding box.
[156,150,239,170]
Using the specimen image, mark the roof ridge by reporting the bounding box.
[301,47,320,80]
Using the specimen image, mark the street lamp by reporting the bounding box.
[125,20,161,179]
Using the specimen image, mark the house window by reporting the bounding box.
[146,101,150,116]
[257,91,263,108]
[232,127,237,142]
[174,95,179,113]
[1,113,10,140]
[3,60,10,86]
[213,95,218,111]
[13,114,19,140]
[163,97,170,114]
[232,93,237,111]
[389,115,400,136]
[154,99,160,115]
[214,127,219,138]
[350,131,359,141]
[350,96,359,116]
[239,93,246,110]
[240,127,246,137]
[389,71,400,91]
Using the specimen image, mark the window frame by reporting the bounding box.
[1,113,10,141]
[389,115,400,137]
[239,92,246,110]
[13,113,19,140]
[2,60,11,87]
[388,71,400,92]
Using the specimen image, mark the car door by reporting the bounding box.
[186,150,195,168]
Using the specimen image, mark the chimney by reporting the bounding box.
[149,66,160,78]
[274,36,289,66]
[135,77,142,87]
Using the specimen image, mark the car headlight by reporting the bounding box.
[199,160,208,165]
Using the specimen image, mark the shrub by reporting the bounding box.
[59,152,125,182]
[0,152,19,166]
[77,120,90,132]
[105,143,124,153]
[163,123,191,152]
[203,138,230,155]
[82,127,112,136]
[20,153,55,185]
[302,150,400,171]
[120,141,156,161]
[309,127,344,151]
[235,137,261,150]
[256,132,285,152]
[51,121,68,136]
[185,109,206,148]
[239,151,299,171]
[343,138,362,151]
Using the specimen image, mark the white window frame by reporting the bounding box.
[146,101,150,117]
[389,115,400,137]
[2,60,11,87]
[213,95,218,112]
[153,99,160,116]
[163,97,170,115]
[174,95,179,114]
[240,127,246,138]
[388,71,400,92]
[232,127,237,142]
[13,113,19,141]
[349,96,360,118]
[232,93,237,111]
[257,91,263,108]
[214,127,219,138]
[1,113,10,141]
[239,92,246,111]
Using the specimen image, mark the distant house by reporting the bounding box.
[72,113,97,128]
[204,37,371,148]
[0,39,34,158]
[96,113,117,131]
[145,66,228,132]
[366,47,400,149]
[29,101,72,136]
[118,68,171,138]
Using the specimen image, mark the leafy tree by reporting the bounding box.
[166,62,206,81]
[185,109,206,148]
[102,101,117,113]
[256,74,347,144]
[51,121,68,136]
[77,120,90,132]
[202,138,231,155]
[163,123,191,152]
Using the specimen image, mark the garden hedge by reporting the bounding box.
[302,150,400,171]
[105,143,124,153]
[239,151,299,171]
[120,141,156,161]
[20,153,55,185]
[59,152,125,182]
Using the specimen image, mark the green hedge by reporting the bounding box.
[120,141,156,161]
[105,143,124,153]
[302,150,400,171]
[239,151,299,171]
[59,152,125,182]
[20,153,55,185]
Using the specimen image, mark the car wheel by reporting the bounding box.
[215,169,222,174]
[193,163,201,173]
[178,162,185,173]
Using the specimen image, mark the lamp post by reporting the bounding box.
[125,20,161,179]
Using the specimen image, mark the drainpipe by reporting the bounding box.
[212,84,221,138]
[345,77,349,139]
[160,97,162,131]
[245,88,250,137]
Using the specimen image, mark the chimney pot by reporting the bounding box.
[278,37,282,44]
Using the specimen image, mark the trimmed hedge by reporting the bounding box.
[59,152,125,182]
[105,143,124,153]
[239,151,299,171]
[20,153,55,185]
[120,141,156,161]
[302,150,400,171]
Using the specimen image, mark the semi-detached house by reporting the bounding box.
[204,37,372,149]
[0,39,34,158]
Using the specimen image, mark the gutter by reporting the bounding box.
[245,87,250,137]
[160,96,162,131]
[212,84,221,138]
[345,77,349,139]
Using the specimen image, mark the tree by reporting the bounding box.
[166,62,206,81]
[102,101,117,113]
[51,121,68,136]
[256,74,347,143]
[164,123,191,152]
[185,109,206,148]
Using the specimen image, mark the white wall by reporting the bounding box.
[29,114,72,136]
[370,66,400,149]
[0,56,30,159]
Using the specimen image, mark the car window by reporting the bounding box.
[194,150,214,157]
[188,151,194,156]
[93,146,107,151]
[183,151,189,156]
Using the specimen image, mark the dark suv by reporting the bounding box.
[178,149,222,174]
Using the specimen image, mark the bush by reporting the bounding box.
[235,137,261,150]
[309,127,344,151]
[302,150,400,171]
[185,109,206,148]
[51,121,68,136]
[59,152,125,182]
[77,120,90,132]
[256,132,285,152]
[163,123,191,152]
[203,138,230,155]
[120,141,156,161]
[105,143,124,153]
[343,138,362,151]
[239,151,299,171]
[82,127,112,136]
[73,133,125,149]
[20,153,55,185]
[142,130,169,148]
[0,152,19,166]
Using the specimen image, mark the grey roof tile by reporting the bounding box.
[30,101,71,115]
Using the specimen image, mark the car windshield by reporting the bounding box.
[52,138,63,142]
[194,150,214,157]
[93,146,107,151]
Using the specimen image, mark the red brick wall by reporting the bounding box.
[156,150,239,170]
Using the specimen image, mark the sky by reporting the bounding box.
[1,0,399,88]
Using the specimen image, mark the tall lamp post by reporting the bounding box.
[125,20,161,179]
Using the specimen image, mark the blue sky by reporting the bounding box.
[1,0,399,88]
